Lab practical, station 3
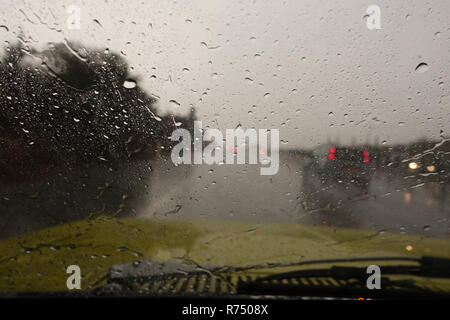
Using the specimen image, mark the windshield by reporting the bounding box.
[0,0,449,301]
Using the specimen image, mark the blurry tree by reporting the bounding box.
[0,42,195,182]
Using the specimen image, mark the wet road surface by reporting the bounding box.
[139,151,449,236]
[1,151,448,240]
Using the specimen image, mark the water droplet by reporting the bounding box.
[415,62,429,73]
[93,19,102,27]
[169,100,181,108]
[132,260,141,267]
[123,79,137,89]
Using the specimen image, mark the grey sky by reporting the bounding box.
[1,0,449,148]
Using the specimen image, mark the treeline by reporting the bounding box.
[0,42,195,181]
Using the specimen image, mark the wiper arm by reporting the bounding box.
[251,256,450,281]
[217,255,447,274]
[236,256,450,298]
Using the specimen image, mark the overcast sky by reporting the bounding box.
[1,0,449,148]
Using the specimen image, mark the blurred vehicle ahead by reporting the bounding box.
[302,145,376,213]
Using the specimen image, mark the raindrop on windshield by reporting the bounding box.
[169,100,181,108]
[415,62,429,73]
[123,79,137,88]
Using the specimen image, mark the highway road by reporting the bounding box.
[1,151,448,239]
[139,151,449,236]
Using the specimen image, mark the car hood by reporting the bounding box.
[0,216,449,292]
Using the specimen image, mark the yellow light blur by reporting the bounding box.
[426,165,436,172]
[403,192,412,204]
[408,162,419,170]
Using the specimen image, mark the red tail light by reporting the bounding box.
[328,146,336,160]
[363,150,370,163]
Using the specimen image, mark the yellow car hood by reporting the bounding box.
[0,216,449,292]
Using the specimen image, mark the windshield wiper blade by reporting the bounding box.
[217,255,447,274]
[254,256,450,280]
[236,256,450,298]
